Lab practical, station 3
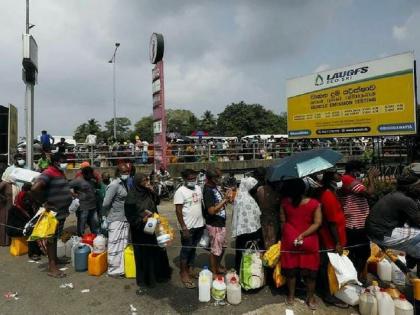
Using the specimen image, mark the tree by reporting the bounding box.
[104,117,132,141]
[199,110,217,134]
[166,109,198,136]
[73,118,102,143]
[133,115,154,143]
[217,101,287,137]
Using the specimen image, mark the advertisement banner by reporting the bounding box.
[287,52,416,138]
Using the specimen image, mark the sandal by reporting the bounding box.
[29,255,41,261]
[306,299,317,310]
[285,297,294,306]
[182,280,196,289]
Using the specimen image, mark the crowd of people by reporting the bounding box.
[2,150,420,310]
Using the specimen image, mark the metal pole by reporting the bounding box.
[25,0,34,169]
[26,0,29,33]
[112,54,116,140]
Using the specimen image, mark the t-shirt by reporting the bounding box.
[203,185,226,227]
[366,191,420,240]
[173,185,204,229]
[339,174,370,229]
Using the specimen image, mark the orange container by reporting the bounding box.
[10,237,28,256]
[88,252,107,276]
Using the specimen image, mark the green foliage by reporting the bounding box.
[166,109,198,136]
[133,115,154,143]
[73,119,102,143]
[217,101,287,137]
[199,110,217,134]
[104,117,132,141]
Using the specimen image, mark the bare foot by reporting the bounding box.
[47,270,66,278]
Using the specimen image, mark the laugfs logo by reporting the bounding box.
[315,66,369,86]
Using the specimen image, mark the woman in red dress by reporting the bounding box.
[280,178,322,309]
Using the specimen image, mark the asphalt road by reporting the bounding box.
[0,201,357,315]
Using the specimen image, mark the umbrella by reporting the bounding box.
[191,130,208,137]
[266,148,343,181]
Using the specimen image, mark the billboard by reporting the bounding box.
[287,52,416,138]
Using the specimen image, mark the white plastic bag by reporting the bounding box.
[198,229,210,249]
[327,252,361,289]
[69,198,80,214]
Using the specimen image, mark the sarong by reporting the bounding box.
[107,220,129,275]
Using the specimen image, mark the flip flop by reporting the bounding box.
[285,297,294,306]
[48,271,66,278]
[29,255,41,261]
[182,280,196,289]
[306,299,317,310]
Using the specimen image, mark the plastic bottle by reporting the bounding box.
[375,289,395,315]
[124,245,136,278]
[93,234,106,254]
[378,258,392,282]
[211,275,227,302]
[81,233,96,246]
[367,280,381,293]
[57,239,66,258]
[9,237,28,256]
[359,289,378,315]
[227,275,241,305]
[392,255,406,286]
[225,269,238,284]
[198,266,212,302]
[74,244,91,272]
[66,236,80,258]
[394,294,414,315]
[334,284,362,306]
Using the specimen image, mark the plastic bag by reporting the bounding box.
[273,262,286,288]
[198,228,210,249]
[240,242,265,290]
[28,208,58,241]
[263,242,281,268]
[68,198,80,214]
[327,251,361,290]
[328,260,340,295]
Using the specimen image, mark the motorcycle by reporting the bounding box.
[153,176,183,201]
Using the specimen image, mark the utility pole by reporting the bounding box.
[108,43,120,141]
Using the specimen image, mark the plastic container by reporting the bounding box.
[81,233,96,246]
[386,284,402,299]
[143,217,157,235]
[124,245,136,278]
[367,280,380,294]
[375,289,395,315]
[334,284,362,306]
[378,258,392,282]
[198,266,212,302]
[394,294,414,315]
[74,244,91,272]
[359,289,378,315]
[57,239,66,258]
[392,255,406,286]
[225,269,239,284]
[88,251,107,276]
[9,237,28,256]
[93,234,106,254]
[211,276,226,302]
[227,275,241,305]
[66,236,80,258]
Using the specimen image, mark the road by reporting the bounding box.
[0,201,357,315]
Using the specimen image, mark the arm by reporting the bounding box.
[203,187,228,216]
[207,198,228,215]
[31,180,46,206]
[297,205,322,240]
[175,204,190,239]
[102,183,117,215]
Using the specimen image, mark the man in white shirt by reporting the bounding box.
[174,168,204,289]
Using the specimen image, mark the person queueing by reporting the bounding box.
[174,169,205,289]
[339,160,379,281]
[102,163,130,277]
[70,166,99,236]
[232,176,262,271]
[280,178,322,310]
[31,153,72,278]
[316,171,348,308]
[125,173,171,295]
[366,175,420,264]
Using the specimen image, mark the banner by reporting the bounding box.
[287,52,416,138]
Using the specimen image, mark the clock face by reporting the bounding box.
[149,33,164,64]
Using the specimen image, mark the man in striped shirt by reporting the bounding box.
[339,160,379,281]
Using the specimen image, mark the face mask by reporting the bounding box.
[186,181,196,189]
[59,163,68,170]
[121,174,129,181]
[17,159,25,166]
[315,174,323,181]
[333,181,343,189]
[304,177,321,189]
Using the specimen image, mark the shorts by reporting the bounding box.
[206,225,226,256]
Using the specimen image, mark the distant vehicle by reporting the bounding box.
[185,136,239,142]
[241,134,288,141]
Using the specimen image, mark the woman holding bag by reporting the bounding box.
[280,178,322,310]
[125,173,171,295]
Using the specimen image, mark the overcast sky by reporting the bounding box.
[1,0,420,137]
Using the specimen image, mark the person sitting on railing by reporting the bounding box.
[366,175,420,263]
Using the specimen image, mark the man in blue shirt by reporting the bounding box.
[40,130,54,152]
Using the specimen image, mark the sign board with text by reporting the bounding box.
[287,52,416,138]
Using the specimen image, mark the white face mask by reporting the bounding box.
[59,163,68,170]
[121,174,129,181]
[17,159,25,166]
[334,181,343,189]
[186,181,196,189]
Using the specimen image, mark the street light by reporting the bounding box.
[108,42,120,141]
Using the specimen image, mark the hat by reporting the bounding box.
[80,161,90,169]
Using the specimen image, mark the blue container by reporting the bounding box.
[74,244,91,272]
